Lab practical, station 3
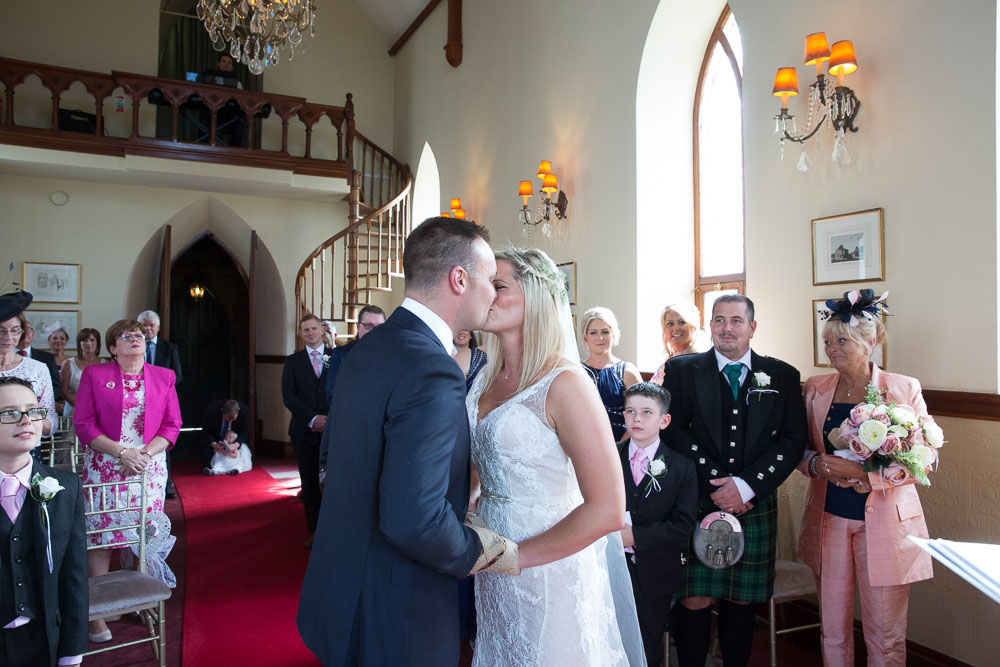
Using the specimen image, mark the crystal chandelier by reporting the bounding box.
[196,0,316,75]
[772,33,861,170]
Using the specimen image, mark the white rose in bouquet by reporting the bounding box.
[910,444,935,469]
[889,405,918,429]
[857,419,888,451]
[923,421,945,449]
[888,424,909,439]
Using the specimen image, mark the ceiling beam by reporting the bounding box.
[388,0,444,57]
[387,0,462,68]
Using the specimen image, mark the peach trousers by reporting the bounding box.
[818,513,910,667]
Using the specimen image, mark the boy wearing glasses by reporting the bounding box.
[0,376,87,666]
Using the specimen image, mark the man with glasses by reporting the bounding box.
[318,305,386,484]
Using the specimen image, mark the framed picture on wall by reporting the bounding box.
[22,262,81,303]
[811,208,884,286]
[812,299,885,369]
[26,310,80,351]
[557,261,577,306]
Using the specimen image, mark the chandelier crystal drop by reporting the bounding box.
[197,0,316,75]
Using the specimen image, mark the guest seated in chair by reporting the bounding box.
[0,376,87,667]
[201,399,251,476]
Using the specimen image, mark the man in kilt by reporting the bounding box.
[662,295,807,666]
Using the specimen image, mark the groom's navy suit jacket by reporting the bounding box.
[297,307,482,667]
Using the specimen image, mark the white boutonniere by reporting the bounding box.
[29,473,65,573]
[321,354,331,367]
[642,455,668,498]
[748,371,779,403]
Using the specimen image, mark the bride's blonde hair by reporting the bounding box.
[481,247,574,395]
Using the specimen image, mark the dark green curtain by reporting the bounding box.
[156,14,262,141]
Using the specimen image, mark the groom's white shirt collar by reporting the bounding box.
[400,297,456,355]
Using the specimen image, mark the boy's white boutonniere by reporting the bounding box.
[643,455,668,498]
[748,371,779,403]
[29,473,65,573]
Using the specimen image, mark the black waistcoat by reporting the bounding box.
[0,503,42,626]
[718,372,750,476]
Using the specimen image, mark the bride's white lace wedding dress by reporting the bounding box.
[467,366,630,666]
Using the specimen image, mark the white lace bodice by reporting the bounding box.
[467,366,628,666]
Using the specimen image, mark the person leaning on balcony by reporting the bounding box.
[797,291,933,667]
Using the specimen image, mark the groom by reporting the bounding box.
[298,217,510,666]
[662,295,807,667]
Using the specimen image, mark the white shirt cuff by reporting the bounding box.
[58,656,83,665]
[731,476,756,503]
[308,415,317,428]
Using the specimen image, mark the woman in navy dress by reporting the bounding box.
[580,307,642,442]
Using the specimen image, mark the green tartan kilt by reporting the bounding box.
[681,493,777,603]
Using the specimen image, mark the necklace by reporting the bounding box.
[843,375,870,398]
[0,354,19,371]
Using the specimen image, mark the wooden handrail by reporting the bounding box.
[0,57,353,178]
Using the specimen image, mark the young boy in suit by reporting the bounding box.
[0,377,87,666]
[620,382,698,667]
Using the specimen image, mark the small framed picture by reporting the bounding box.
[26,310,80,351]
[811,209,884,286]
[557,261,577,306]
[812,299,886,369]
[22,262,81,303]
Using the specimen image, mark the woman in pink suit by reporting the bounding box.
[74,319,181,642]
[797,291,932,667]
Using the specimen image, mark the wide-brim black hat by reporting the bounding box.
[0,291,32,323]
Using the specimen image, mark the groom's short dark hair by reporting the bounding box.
[403,217,491,292]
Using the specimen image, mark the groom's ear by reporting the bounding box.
[448,265,469,295]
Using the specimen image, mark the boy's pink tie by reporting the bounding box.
[630,449,647,487]
[1,475,21,523]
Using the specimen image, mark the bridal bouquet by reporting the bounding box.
[829,384,945,486]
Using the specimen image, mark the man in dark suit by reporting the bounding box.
[318,304,386,481]
[281,314,333,548]
[0,376,87,666]
[619,382,697,667]
[298,216,515,667]
[663,295,807,667]
[15,318,63,407]
[137,310,182,383]
[200,398,250,472]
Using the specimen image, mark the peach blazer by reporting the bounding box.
[74,361,182,448]
[797,364,933,587]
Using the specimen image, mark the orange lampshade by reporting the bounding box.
[772,67,799,97]
[541,173,558,194]
[450,197,462,210]
[803,32,831,66]
[518,180,533,197]
[441,212,451,217]
[536,160,553,179]
[828,41,857,77]
[454,208,467,219]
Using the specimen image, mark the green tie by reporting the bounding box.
[723,363,742,400]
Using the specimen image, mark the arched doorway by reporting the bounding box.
[169,233,250,459]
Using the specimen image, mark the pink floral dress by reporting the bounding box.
[83,373,168,547]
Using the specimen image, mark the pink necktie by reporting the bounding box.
[0,475,20,523]
[311,350,321,377]
[630,449,648,487]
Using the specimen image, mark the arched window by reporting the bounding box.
[411,141,442,226]
[693,6,744,327]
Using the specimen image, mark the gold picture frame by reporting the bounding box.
[557,261,577,306]
[22,262,81,303]
[811,208,885,286]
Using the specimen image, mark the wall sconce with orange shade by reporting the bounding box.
[447,197,467,220]
[518,160,568,239]
[773,32,861,168]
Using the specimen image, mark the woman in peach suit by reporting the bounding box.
[797,291,932,667]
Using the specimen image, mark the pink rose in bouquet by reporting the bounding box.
[884,463,912,486]
[849,403,875,426]
[871,404,892,426]
[849,436,875,460]
[878,433,902,455]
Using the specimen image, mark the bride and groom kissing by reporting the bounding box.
[297,216,644,666]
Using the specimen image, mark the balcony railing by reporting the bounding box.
[0,57,354,178]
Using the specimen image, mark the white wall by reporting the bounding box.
[394,0,661,365]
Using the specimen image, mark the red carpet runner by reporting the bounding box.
[174,461,320,666]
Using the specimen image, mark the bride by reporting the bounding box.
[468,247,645,666]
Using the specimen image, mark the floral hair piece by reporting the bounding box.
[519,257,568,305]
[821,289,889,327]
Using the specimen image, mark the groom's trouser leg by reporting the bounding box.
[674,601,712,667]
[292,433,322,532]
[718,597,757,667]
